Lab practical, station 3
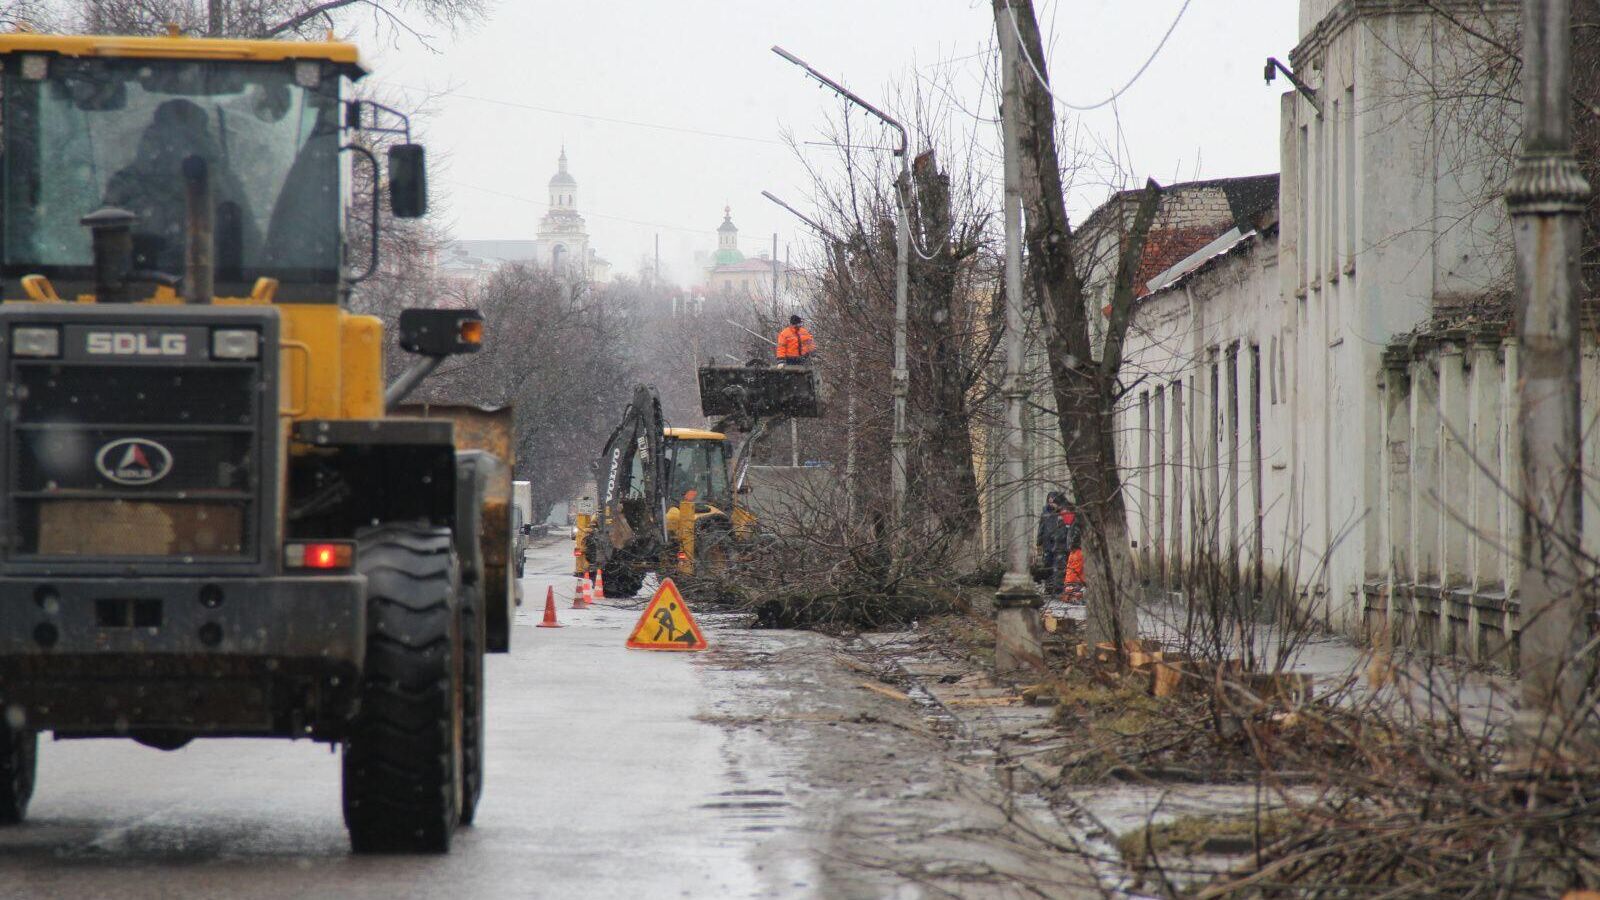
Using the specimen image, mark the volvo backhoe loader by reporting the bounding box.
[0,32,513,854]
[575,362,821,597]
[573,386,748,597]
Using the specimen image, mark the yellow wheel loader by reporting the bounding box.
[0,32,514,853]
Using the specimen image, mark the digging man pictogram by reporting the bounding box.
[651,603,680,642]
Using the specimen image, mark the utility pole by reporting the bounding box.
[771,231,799,465]
[773,46,910,569]
[207,0,224,35]
[1508,0,1596,763]
[992,1,1045,673]
[771,233,781,323]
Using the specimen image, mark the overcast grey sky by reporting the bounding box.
[362,1,1298,284]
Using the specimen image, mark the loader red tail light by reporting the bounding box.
[285,542,354,571]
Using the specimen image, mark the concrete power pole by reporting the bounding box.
[207,0,225,35]
[1509,0,1596,763]
[993,1,1046,673]
[891,156,911,572]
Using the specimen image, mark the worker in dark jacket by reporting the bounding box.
[1035,492,1067,598]
[776,314,816,364]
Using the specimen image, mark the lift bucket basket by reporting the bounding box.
[697,365,821,419]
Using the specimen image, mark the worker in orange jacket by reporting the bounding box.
[1060,501,1085,603]
[775,314,816,364]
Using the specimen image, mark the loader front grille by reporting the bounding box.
[0,307,279,574]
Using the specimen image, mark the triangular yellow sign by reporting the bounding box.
[625,578,708,651]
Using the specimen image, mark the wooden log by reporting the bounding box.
[858,681,911,703]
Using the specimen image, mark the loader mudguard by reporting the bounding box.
[288,419,458,536]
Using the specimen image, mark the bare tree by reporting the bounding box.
[794,72,1003,567]
[1,1,58,29]
[61,0,483,46]
[417,266,659,518]
[999,0,1158,647]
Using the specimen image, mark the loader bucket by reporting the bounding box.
[698,364,820,419]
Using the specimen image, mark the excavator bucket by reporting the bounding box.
[698,364,821,419]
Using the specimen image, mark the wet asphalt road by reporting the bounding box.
[0,539,816,899]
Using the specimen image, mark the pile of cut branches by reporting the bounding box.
[1192,677,1599,898]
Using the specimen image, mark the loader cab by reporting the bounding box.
[0,34,434,425]
[0,41,362,301]
[663,428,732,513]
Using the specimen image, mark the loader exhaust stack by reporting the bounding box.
[182,155,214,304]
[80,207,138,304]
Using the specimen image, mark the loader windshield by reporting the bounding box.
[0,55,342,291]
[667,439,731,509]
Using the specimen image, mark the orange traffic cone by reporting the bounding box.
[570,578,586,609]
[594,569,606,599]
[581,573,595,607]
[537,586,564,628]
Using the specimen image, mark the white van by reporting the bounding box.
[513,480,533,577]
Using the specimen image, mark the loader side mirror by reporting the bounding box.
[388,144,428,218]
[399,308,483,356]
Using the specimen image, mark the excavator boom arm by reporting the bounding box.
[593,385,671,567]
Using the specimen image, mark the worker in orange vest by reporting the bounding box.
[1060,500,1085,603]
[775,314,816,364]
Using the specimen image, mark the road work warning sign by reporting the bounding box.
[625,579,708,651]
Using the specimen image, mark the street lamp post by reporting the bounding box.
[763,189,859,522]
[773,46,909,572]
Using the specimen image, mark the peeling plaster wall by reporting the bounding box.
[1106,0,1550,664]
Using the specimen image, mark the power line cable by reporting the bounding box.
[381,82,787,146]
[1003,0,1194,112]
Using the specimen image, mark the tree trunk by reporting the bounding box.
[908,150,982,549]
[999,0,1148,645]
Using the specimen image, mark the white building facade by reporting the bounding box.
[1008,0,1588,666]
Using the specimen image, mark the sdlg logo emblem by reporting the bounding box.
[95,438,174,486]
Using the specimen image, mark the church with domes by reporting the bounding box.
[702,205,797,300]
[532,148,610,282]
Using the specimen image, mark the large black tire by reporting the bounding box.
[458,578,486,826]
[343,524,463,854]
[602,564,646,599]
[0,722,36,825]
